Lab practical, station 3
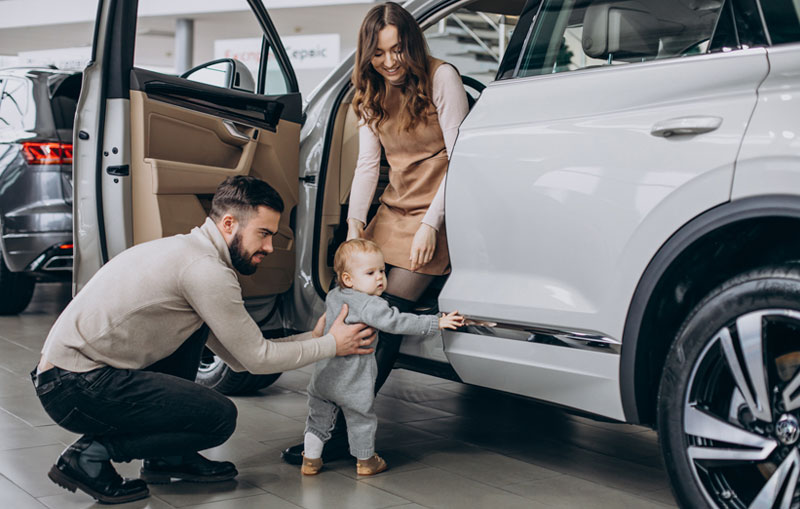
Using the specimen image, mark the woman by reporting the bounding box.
[282,1,468,465]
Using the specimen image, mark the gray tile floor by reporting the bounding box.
[0,283,678,509]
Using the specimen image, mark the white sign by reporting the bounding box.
[215,33,340,71]
[17,46,91,71]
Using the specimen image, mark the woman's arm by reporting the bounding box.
[421,63,470,231]
[347,123,382,237]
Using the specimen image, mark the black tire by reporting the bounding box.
[658,265,800,508]
[0,254,35,315]
[195,348,281,395]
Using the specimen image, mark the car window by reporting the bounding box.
[51,74,81,130]
[133,0,291,95]
[516,0,725,78]
[0,77,32,130]
[761,0,800,45]
[424,5,520,86]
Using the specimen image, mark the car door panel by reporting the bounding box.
[74,0,301,299]
[128,71,299,298]
[440,49,768,417]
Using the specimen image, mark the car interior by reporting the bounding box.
[520,0,725,77]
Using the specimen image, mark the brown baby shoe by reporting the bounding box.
[301,453,322,475]
[356,454,387,476]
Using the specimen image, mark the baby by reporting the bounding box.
[301,239,463,476]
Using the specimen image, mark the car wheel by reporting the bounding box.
[659,265,800,508]
[0,253,35,315]
[195,348,281,395]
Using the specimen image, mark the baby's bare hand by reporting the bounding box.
[438,310,465,330]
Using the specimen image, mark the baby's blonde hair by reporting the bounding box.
[333,239,383,282]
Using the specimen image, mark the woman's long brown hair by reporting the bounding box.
[351,2,434,133]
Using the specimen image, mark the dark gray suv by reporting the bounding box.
[0,68,80,314]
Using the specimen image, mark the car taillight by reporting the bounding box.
[21,142,73,165]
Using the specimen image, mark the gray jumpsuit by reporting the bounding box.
[305,286,439,458]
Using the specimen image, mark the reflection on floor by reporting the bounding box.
[0,283,677,508]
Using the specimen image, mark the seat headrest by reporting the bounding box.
[582,1,661,61]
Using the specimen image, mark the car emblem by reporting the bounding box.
[776,414,800,445]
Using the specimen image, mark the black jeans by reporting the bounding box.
[31,326,237,463]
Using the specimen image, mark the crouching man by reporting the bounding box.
[31,176,375,504]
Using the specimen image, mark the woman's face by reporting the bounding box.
[371,24,406,84]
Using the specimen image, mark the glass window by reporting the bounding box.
[51,74,81,130]
[761,0,800,45]
[0,78,31,130]
[424,6,520,86]
[517,0,724,78]
[133,0,294,96]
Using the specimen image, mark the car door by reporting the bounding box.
[73,0,301,299]
[439,0,769,420]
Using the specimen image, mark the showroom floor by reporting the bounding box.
[0,283,678,509]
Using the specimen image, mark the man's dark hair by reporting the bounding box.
[209,175,284,223]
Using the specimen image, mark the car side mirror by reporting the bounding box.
[180,58,255,93]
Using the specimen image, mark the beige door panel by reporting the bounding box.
[130,90,300,298]
[240,121,299,297]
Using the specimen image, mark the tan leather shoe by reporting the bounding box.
[300,453,322,476]
[356,454,387,476]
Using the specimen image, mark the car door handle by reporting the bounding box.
[222,120,252,142]
[650,116,723,138]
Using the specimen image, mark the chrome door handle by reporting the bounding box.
[222,120,252,142]
[650,116,723,138]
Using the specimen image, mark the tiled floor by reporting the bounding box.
[0,283,678,508]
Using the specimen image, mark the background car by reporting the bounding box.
[0,67,79,314]
[74,0,800,507]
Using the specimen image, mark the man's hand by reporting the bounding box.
[329,304,376,356]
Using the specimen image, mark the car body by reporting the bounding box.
[0,67,79,314]
[76,0,800,507]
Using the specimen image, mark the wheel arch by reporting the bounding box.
[621,195,800,426]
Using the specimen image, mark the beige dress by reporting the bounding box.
[349,58,469,276]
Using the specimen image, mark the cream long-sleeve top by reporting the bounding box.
[40,218,337,374]
[347,63,470,231]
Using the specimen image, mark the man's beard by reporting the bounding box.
[229,232,265,275]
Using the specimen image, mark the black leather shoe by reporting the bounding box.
[48,442,149,504]
[140,453,237,484]
[280,433,352,465]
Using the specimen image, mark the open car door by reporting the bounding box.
[73,0,301,299]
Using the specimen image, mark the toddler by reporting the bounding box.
[301,239,463,476]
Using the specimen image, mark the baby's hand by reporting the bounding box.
[438,310,465,330]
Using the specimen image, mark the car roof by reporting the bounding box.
[0,67,81,79]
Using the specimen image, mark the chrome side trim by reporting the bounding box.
[462,317,621,354]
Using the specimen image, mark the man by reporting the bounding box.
[31,176,375,504]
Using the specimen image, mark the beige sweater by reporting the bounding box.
[41,218,336,374]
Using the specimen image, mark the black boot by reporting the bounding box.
[140,452,237,483]
[374,293,416,392]
[281,293,416,466]
[48,437,149,504]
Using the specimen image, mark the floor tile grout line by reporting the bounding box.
[0,334,41,354]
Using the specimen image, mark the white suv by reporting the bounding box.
[75,0,800,506]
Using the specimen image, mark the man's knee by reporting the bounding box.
[216,396,238,438]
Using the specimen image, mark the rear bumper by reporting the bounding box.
[1,231,72,275]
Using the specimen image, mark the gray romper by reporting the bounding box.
[305,286,439,458]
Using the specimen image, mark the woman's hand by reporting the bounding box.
[346,218,365,241]
[409,223,436,271]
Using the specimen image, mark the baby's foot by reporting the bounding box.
[301,453,322,475]
[356,454,387,476]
